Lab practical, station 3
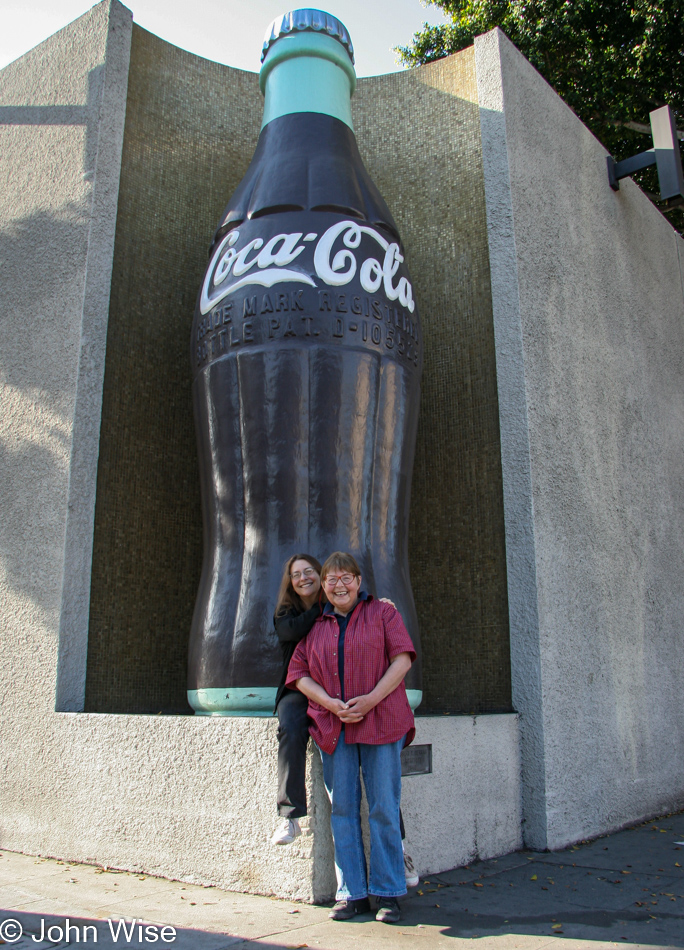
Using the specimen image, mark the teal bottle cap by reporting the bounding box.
[259,8,356,126]
[262,8,355,64]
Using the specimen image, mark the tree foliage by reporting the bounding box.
[398,1,684,229]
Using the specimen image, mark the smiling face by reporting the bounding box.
[323,571,361,616]
[290,559,321,607]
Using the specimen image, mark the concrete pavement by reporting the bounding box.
[1,810,682,950]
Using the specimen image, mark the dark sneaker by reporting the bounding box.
[328,897,371,920]
[375,897,401,923]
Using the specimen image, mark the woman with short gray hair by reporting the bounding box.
[286,551,415,924]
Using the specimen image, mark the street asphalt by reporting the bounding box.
[1,810,682,950]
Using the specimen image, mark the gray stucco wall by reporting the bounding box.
[0,0,132,717]
[476,29,684,850]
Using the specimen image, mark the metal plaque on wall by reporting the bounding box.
[401,744,432,776]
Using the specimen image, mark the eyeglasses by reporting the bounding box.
[323,573,357,588]
[290,568,318,581]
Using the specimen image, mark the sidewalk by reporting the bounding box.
[1,811,682,950]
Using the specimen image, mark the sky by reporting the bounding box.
[1,0,449,76]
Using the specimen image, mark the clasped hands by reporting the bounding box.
[328,695,375,722]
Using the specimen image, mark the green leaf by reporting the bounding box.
[398,0,684,233]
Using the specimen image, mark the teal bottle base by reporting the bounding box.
[189,688,276,716]
[189,688,423,717]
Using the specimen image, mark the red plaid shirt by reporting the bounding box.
[285,596,416,754]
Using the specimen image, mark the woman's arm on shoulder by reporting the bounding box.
[274,603,322,643]
[379,600,417,662]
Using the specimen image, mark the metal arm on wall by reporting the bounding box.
[607,105,684,208]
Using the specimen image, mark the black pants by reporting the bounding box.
[276,690,310,819]
[276,689,407,838]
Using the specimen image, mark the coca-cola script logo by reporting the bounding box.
[200,220,416,316]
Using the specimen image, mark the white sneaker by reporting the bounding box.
[403,845,419,888]
[271,818,301,845]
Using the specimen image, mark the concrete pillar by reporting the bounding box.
[475,28,684,849]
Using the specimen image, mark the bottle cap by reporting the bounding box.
[261,9,355,64]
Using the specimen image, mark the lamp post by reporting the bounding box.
[607,105,684,208]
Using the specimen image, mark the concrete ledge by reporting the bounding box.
[1,714,330,902]
[0,712,520,902]
[402,715,522,876]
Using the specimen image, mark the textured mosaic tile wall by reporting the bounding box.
[85,30,511,714]
[84,27,263,713]
[353,55,511,714]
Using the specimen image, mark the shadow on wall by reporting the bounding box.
[0,203,90,624]
[0,59,116,635]
[0,65,104,175]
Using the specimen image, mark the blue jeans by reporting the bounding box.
[318,737,406,900]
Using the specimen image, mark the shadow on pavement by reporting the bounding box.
[398,811,684,946]
[0,909,283,950]
[1,812,682,948]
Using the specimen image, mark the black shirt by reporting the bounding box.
[273,601,322,710]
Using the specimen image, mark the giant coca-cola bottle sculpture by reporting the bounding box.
[188,9,423,716]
